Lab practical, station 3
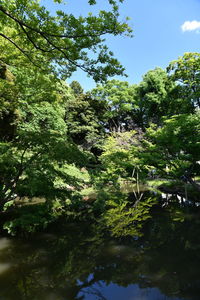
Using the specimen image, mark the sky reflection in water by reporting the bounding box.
[0,191,199,300]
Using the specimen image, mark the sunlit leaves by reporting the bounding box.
[104,196,157,237]
[0,0,132,81]
[167,52,200,109]
[141,112,200,178]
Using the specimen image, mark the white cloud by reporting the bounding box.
[181,20,200,32]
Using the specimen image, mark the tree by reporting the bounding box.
[0,58,90,217]
[135,68,176,130]
[167,52,200,110]
[140,112,200,190]
[99,131,143,184]
[91,80,137,132]
[0,57,70,143]
[0,99,88,209]
[64,88,107,155]
[0,0,132,82]
[70,80,84,96]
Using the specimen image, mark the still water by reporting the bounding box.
[0,192,200,300]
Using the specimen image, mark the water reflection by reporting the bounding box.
[79,283,184,300]
[0,263,11,275]
[0,237,11,250]
[0,192,200,300]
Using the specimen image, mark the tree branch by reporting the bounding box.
[18,24,56,53]
[40,33,95,76]
[0,5,118,39]
[0,33,43,69]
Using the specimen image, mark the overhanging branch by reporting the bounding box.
[0,5,118,39]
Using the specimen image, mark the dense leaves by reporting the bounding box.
[0,0,199,235]
[141,113,200,178]
[0,0,132,82]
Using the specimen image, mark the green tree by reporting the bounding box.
[99,131,143,185]
[0,100,87,209]
[91,80,137,132]
[0,60,90,220]
[0,0,132,82]
[140,112,200,190]
[70,80,84,96]
[167,52,200,110]
[64,89,107,155]
[135,68,176,130]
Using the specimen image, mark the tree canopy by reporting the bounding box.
[0,0,132,81]
[0,0,200,236]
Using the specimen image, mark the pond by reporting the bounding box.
[0,191,200,300]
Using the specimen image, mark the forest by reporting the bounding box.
[0,0,200,237]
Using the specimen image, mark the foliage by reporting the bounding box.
[167,52,200,110]
[64,90,106,152]
[135,68,176,129]
[69,80,84,96]
[141,112,200,178]
[91,80,137,132]
[100,131,141,181]
[1,102,74,199]
[1,48,200,235]
[0,0,132,82]
[104,195,157,237]
[0,64,90,215]
[3,204,53,235]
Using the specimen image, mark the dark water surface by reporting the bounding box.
[0,192,200,300]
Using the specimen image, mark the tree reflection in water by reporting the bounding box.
[0,191,200,300]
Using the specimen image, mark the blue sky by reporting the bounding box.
[43,0,200,91]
